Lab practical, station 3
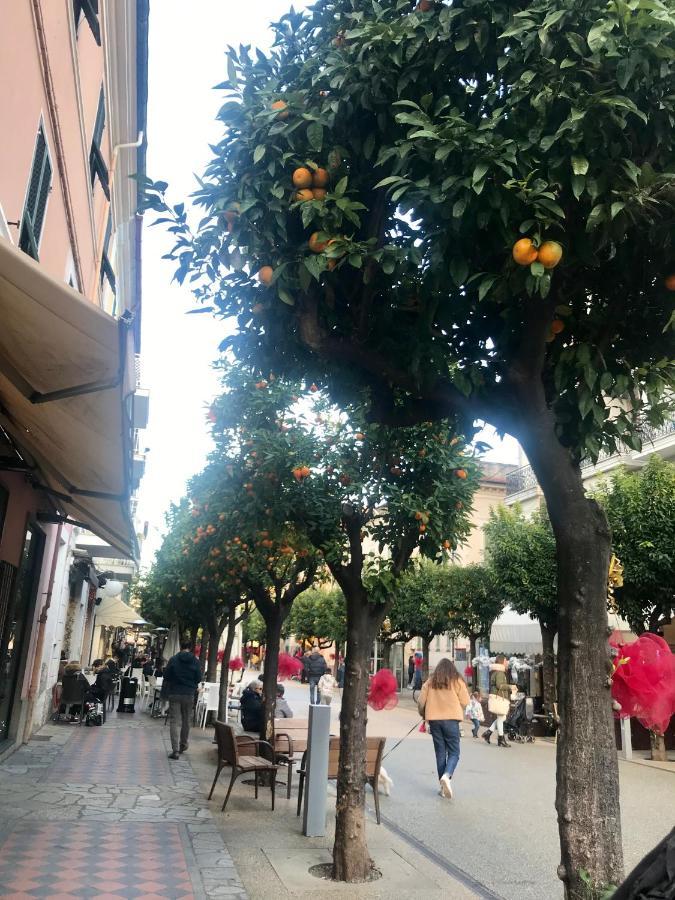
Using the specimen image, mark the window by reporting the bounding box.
[73,0,101,45]
[19,125,52,260]
[89,88,109,199]
[434,635,441,652]
[100,213,116,298]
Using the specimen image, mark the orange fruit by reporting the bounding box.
[538,241,563,269]
[415,511,423,520]
[313,168,329,188]
[312,188,327,200]
[512,238,538,266]
[295,188,314,202]
[443,540,452,550]
[665,274,675,291]
[455,468,467,479]
[309,383,319,392]
[419,524,426,533]
[257,266,274,286]
[550,319,565,334]
[355,432,365,440]
[309,232,328,253]
[292,167,313,188]
[272,100,289,119]
[417,0,433,9]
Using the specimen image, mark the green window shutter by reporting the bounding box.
[19,125,52,261]
[74,0,101,46]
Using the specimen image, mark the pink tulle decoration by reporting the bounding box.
[418,721,427,733]
[464,665,473,677]
[610,633,675,735]
[277,652,304,680]
[367,668,399,711]
[228,657,244,671]
[414,656,422,669]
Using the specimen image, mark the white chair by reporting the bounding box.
[145,675,156,709]
[198,682,219,728]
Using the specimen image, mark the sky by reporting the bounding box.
[135,1,521,566]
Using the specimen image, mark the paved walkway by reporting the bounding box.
[0,712,247,900]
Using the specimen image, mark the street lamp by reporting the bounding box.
[153,626,169,662]
[125,618,150,673]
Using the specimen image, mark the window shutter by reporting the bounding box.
[19,125,52,260]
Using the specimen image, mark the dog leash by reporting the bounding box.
[381,719,422,762]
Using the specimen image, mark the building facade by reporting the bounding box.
[0,0,149,757]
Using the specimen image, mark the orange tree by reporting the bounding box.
[142,1,675,892]
[200,372,479,877]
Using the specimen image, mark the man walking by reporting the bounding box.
[304,644,327,705]
[163,639,201,760]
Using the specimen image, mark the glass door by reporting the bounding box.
[0,524,45,744]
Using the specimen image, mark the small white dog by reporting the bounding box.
[377,766,394,796]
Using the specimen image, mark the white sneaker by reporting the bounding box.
[439,774,453,799]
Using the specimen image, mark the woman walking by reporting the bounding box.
[418,658,470,799]
[483,654,512,747]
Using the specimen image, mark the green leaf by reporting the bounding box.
[586,205,605,231]
[472,161,489,185]
[253,144,266,164]
[277,287,295,306]
[478,276,497,301]
[571,174,585,200]
[600,372,613,391]
[348,254,363,269]
[610,202,625,220]
[382,257,396,275]
[450,258,469,287]
[334,176,348,197]
[572,155,589,176]
[307,122,323,152]
[530,261,545,277]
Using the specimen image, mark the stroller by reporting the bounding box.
[504,696,535,743]
[83,691,104,727]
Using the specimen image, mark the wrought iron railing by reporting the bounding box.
[504,418,674,497]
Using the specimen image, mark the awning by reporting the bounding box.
[0,238,138,559]
[94,595,140,627]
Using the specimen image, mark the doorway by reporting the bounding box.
[0,524,45,745]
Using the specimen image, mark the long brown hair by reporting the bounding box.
[429,658,462,690]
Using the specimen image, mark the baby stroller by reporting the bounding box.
[504,696,535,743]
[83,692,104,727]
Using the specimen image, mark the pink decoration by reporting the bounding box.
[464,665,473,677]
[277,652,304,680]
[367,668,399,711]
[610,633,675,735]
[414,656,423,669]
[228,657,244,671]
[418,721,427,733]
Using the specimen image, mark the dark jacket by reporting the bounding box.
[304,652,327,679]
[163,651,201,695]
[93,669,114,696]
[142,660,154,678]
[240,686,263,732]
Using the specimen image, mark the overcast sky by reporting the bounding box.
[136,1,520,566]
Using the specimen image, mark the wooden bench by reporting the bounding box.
[273,718,309,799]
[209,721,278,811]
[296,735,386,824]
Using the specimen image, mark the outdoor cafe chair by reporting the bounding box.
[296,735,386,825]
[58,675,89,725]
[209,721,278,812]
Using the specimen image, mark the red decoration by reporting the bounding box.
[464,665,473,677]
[367,668,399,711]
[610,633,675,735]
[277,652,304,680]
[414,656,423,669]
[418,721,427,733]
[228,657,244,671]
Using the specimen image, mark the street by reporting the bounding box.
[281,681,674,899]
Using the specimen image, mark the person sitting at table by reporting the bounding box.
[90,661,114,723]
[142,657,155,678]
[61,661,90,721]
[275,684,293,718]
[240,681,263,733]
[105,658,119,676]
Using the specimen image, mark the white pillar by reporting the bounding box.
[621,718,633,761]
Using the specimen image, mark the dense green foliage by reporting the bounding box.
[485,504,558,631]
[287,587,347,647]
[598,455,675,633]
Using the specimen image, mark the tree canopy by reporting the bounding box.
[598,455,675,634]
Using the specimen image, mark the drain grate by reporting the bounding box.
[30,735,52,742]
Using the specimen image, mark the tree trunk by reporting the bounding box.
[206,627,220,683]
[521,406,623,898]
[260,612,282,749]
[198,626,208,678]
[333,593,381,882]
[333,640,341,677]
[218,607,237,721]
[649,731,667,762]
[422,636,431,682]
[381,641,391,670]
[540,622,557,714]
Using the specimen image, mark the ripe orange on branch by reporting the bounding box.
[512,238,538,266]
[309,233,328,253]
[271,100,289,119]
[312,188,327,200]
[538,241,563,269]
[455,468,468,479]
[550,319,565,335]
[295,188,314,202]
[312,168,329,188]
[257,266,274,286]
[665,274,675,291]
[292,167,313,188]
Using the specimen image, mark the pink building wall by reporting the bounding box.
[0,0,111,299]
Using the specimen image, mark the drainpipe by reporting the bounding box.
[22,523,63,744]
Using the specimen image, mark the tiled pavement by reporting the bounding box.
[0,713,247,900]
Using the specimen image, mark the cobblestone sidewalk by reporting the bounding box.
[0,712,247,900]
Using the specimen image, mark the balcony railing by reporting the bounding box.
[505,419,675,497]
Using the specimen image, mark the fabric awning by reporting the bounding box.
[0,238,137,559]
[95,595,140,627]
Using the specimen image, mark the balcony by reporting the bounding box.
[505,419,675,498]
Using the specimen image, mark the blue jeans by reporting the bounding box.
[429,720,461,779]
[471,717,480,737]
[309,677,320,704]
